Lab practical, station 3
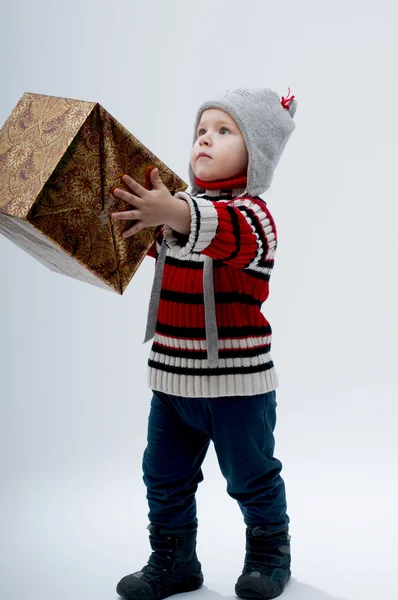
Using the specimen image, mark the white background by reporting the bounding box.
[1,1,397,599]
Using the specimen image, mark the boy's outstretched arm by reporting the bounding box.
[163,192,277,270]
[146,197,192,259]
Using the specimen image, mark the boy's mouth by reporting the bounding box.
[197,152,212,159]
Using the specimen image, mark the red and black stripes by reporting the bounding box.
[145,191,279,397]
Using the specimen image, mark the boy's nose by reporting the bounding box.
[199,134,211,145]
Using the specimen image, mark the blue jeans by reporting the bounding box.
[142,390,290,533]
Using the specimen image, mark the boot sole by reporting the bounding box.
[116,571,204,600]
[235,570,291,600]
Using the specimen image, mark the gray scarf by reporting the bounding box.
[143,240,219,366]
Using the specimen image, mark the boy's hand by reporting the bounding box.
[110,168,173,238]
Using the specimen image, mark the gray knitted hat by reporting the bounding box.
[188,87,297,197]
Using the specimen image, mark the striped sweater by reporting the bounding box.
[144,185,279,398]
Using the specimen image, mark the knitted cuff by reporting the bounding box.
[163,192,218,257]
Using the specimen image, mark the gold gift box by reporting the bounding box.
[0,92,187,294]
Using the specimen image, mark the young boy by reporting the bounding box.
[111,86,297,600]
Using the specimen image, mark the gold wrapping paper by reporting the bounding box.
[0,92,187,294]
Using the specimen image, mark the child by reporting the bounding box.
[112,86,297,600]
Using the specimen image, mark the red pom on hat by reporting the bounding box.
[281,88,295,110]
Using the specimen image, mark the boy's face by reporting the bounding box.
[190,108,248,182]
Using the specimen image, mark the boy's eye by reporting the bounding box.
[197,127,230,136]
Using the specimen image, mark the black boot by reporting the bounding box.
[116,523,204,600]
[235,525,291,600]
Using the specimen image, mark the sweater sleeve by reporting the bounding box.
[163,191,277,269]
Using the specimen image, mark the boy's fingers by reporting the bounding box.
[121,173,147,196]
[122,223,143,238]
[112,187,141,205]
[150,168,163,189]
[111,210,138,220]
